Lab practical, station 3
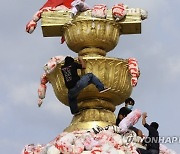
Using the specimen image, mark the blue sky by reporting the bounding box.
[0,0,180,153]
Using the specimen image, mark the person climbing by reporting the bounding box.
[61,56,111,114]
[137,112,159,154]
[116,97,143,137]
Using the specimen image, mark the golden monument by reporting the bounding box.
[23,3,176,154]
[41,7,146,132]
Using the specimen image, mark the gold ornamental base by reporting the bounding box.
[40,9,141,132]
[47,56,133,132]
[64,108,116,132]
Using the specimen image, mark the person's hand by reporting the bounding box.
[142,112,147,118]
[78,56,83,61]
[78,56,86,68]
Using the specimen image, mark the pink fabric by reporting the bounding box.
[119,109,142,133]
[22,126,176,154]
[26,20,37,34]
[128,58,140,87]
[26,0,73,34]
[37,56,65,107]
[112,3,126,20]
[91,4,107,18]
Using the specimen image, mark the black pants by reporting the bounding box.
[137,148,159,154]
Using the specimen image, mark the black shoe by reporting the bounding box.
[79,107,86,112]
[74,112,81,115]
[72,110,80,115]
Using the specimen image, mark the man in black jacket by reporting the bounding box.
[116,97,135,126]
[116,97,143,137]
[61,56,110,115]
[137,112,159,154]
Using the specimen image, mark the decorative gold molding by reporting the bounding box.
[41,9,142,37]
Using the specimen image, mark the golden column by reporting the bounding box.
[41,8,145,132]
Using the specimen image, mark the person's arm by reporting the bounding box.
[119,114,124,121]
[142,112,147,126]
[118,107,126,121]
[142,112,152,131]
[137,129,143,138]
[78,56,86,69]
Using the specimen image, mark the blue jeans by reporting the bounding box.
[68,73,105,114]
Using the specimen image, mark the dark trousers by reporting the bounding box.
[68,73,105,114]
[137,148,159,154]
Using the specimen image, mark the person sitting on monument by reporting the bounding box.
[136,112,160,154]
[116,97,143,137]
[61,56,111,115]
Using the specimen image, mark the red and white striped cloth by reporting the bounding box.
[37,56,65,107]
[26,0,73,34]
[37,73,48,107]
[91,4,107,18]
[160,144,176,154]
[26,20,37,34]
[43,56,65,74]
[112,3,126,21]
[22,129,140,154]
[22,116,176,154]
[128,58,140,87]
[119,109,141,133]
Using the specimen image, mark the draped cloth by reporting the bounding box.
[40,0,74,10]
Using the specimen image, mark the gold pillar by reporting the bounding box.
[41,9,143,132]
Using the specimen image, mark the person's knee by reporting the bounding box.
[86,73,93,80]
[87,73,93,77]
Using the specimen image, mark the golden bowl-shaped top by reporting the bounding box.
[47,57,132,111]
[64,20,120,53]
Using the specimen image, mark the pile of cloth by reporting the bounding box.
[22,110,176,154]
[21,127,176,154]
[22,128,144,154]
